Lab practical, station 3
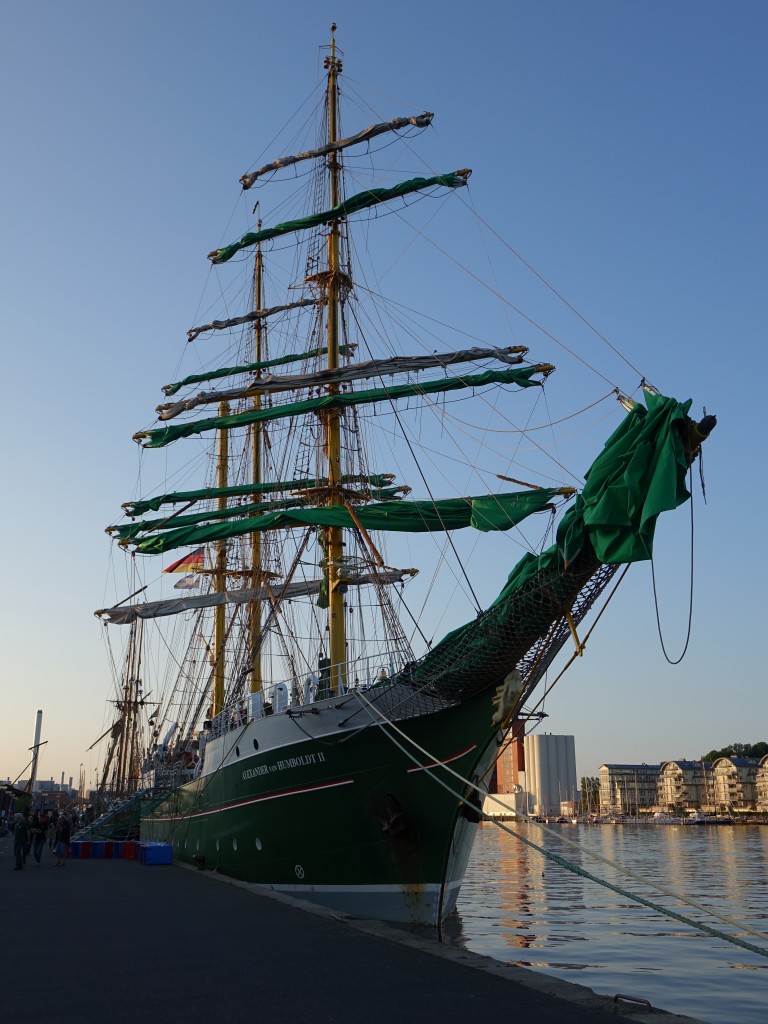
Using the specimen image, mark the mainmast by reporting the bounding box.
[323,24,347,694]
[249,226,264,694]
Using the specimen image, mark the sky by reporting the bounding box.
[1,1,766,788]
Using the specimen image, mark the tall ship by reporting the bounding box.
[92,27,715,928]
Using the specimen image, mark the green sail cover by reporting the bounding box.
[123,475,396,517]
[416,393,693,675]
[163,346,353,396]
[209,171,470,264]
[129,489,564,556]
[136,366,546,449]
[111,487,405,542]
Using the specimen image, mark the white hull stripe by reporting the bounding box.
[151,777,354,823]
[405,743,477,774]
[269,880,462,895]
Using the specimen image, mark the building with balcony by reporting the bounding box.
[712,757,760,811]
[657,760,714,811]
[599,763,660,815]
[756,756,768,812]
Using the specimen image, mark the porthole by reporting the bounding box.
[235,746,240,757]
[255,838,262,851]
[253,739,259,750]
[196,839,200,851]
[233,838,238,851]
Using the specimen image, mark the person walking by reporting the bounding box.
[54,813,71,867]
[22,809,32,864]
[46,816,56,850]
[12,813,29,871]
[32,813,48,865]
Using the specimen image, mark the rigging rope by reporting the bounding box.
[651,466,695,665]
[342,82,645,385]
[462,189,646,379]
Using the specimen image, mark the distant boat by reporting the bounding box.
[686,811,733,826]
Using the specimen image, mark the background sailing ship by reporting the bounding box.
[83,28,715,927]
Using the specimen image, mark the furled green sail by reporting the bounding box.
[128,489,566,556]
[163,346,354,396]
[406,393,702,698]
[208,170,471,264]
[110,487,406,542]
[122,474,397,517]
[157,347,527,420]
[135,365,549,449]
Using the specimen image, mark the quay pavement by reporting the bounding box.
[0,836,705,1024]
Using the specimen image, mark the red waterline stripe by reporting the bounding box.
[406,743,477,774]
[151,777,354,823]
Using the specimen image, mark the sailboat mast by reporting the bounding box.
[213,401,229,716]
[249,234,264,694]
[324,24,347,694]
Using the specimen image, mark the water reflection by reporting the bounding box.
[448,821,768,1024]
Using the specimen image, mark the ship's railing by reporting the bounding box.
[207,647,410,741]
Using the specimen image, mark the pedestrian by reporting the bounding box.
[12,813,29,871]
[55,813,71,867]
[32,813,48,865]
[46,817,56,850]
[22,809,32,863]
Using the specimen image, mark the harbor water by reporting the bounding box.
[450,821,768,1024]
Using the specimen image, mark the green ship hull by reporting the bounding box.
[142,685,500,927]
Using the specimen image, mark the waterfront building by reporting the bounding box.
[526,734,577,817]
[712,757,760,811]
[599,763,660,815]
[657,760,714,812]
[756,756,768,812]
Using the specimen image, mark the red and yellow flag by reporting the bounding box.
[163,547,205,574]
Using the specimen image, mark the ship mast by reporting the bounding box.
[323,24,346,694]
[249,226,264,694]
[212,401,229,716]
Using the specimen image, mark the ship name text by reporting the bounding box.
[242,750,326,781]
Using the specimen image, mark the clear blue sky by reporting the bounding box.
[1,1,765,787]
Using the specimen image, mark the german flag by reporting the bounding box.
[163,547,205,574]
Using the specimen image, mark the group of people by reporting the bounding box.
[10,808,73,870]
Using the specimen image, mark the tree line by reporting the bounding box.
[702,741,768,761]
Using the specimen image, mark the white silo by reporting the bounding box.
[525,734,578,816]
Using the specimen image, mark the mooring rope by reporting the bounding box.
[351,688,768,960]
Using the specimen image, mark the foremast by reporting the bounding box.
[213,400,229,716]
[323,25,347,694]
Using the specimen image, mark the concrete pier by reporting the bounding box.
[1,836,704,1023]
